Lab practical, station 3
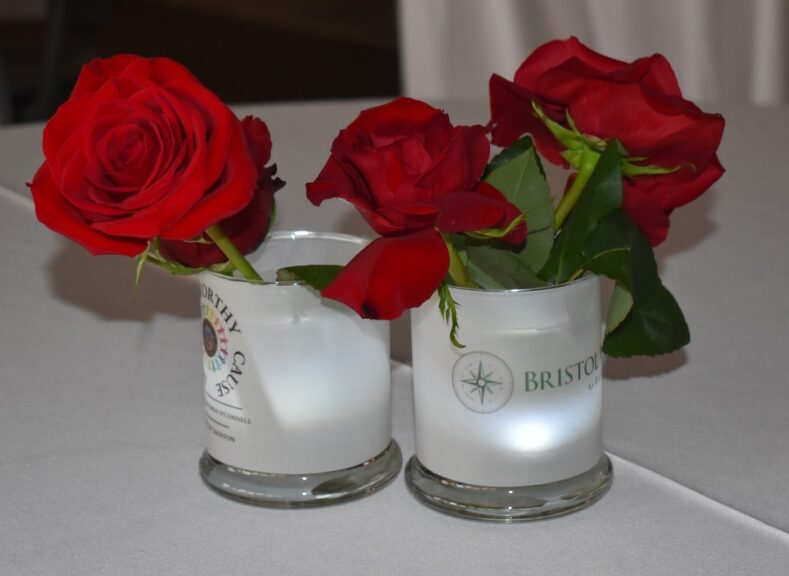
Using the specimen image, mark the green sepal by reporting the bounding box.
[621,158,684,177]
[135,239,156,289]
[146,257,204,276]
[536,100,678,182]
[438,282,464,348]
[137,237,205,278]
[276,265,343,291]
[532,102,589,154]
[465,214,525,242]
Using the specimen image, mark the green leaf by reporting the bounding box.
[529,139,688,357]
[579,211,689,357]
[465,242,547,290]
[438,283,464,348]
[276,265,343,291]
[483,136,538,179]
[540,144,623,283]
[484,137,554,273]
[605,282,633,336]
[467,135,555,290]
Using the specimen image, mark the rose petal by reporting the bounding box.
[240,116,272,167]
[347,145,412,205]
[69,54,140,98]
[30,164,145,256]
[90,104,212,237]
[473,182,527,245]
[418,125,490,198]
[345,97,447,143]
[374,202,439,232]
[513,37,626,88]
[322,228,449,320]
[432,187,524,241]
[159,165,283,266]
[623,155,724,245]
[307,155,409,235]
[489,73,567,165]
[306,155,357,205]
[160,118,257,240]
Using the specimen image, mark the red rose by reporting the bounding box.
[159,117,284,267]
[489,37,724,245]
[30,55,279,262]
[307,97,523,319]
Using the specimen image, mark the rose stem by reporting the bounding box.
[443,235,475,288]
[553,147,600,230]
[205,224,263,282]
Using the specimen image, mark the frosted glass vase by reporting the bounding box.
[198,231,401,506]
[406,275,612,521]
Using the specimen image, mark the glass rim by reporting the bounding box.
[264,229,371,246]
[201,229,369,285]
[202,230,597,294]
[446,272,597,295]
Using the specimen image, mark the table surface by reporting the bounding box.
[1,99,788,575]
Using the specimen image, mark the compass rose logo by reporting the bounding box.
[452,351,514,413]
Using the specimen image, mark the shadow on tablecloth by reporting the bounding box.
[46,239,199,321]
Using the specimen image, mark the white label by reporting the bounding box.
[201,283,252,457]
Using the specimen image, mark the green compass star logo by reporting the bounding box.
[452,352,514,413]
[461,360,503,404]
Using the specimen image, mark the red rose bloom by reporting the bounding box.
[489,37,725,245]
[307,97,523,319]
[159,117,284,267]
[31,55,279,262]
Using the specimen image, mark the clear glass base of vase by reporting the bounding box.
[200,440,402,508]
[405,453,612,522]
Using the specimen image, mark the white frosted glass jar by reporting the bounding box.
[406,275,611,521]
[198,231,401,507]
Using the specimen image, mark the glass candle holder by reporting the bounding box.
[406,275,611,521]
[199,231,401,507]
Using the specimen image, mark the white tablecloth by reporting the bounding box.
[1,100,787,574]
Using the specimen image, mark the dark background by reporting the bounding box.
[0,0,401,123]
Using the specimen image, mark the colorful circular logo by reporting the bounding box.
[452,351,514,413]
[203,318,218,357]
[201,304,228,373]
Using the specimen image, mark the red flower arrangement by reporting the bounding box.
[30,40,725,357]
[307,38,725,356]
